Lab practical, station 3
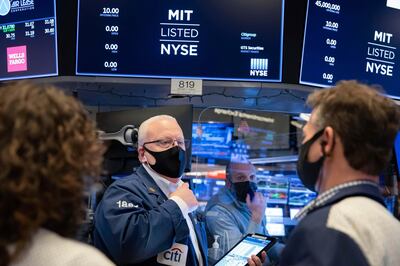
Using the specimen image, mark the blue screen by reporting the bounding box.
[257,173,289,205]
[215,235,272,266]
[76,0,284,82]
[300,0,400,98]
[394,132,400,167]
[0,0,58,81]
[191,178,226,202]
[192,122,233,160]
[288,176,316,206]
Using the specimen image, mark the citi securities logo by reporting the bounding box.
[250,58,268,77]
[163,247,183,263]
[0,0,35,16]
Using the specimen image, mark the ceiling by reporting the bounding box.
[37,76,316,114]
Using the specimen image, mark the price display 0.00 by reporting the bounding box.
[104,61,118,68]
[105,25,119,32]
[105,43,118,50]
[326,38,337,46]
[322,73,333,82]
[324,56,335,64]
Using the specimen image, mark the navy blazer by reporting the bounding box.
[93,165,208,266]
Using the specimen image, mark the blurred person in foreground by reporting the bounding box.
[93,115,208,265]
[205,159,282,264]
[0,81,114,266]
[250,80,400,266]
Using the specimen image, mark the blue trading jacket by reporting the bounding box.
[93,165,208,266]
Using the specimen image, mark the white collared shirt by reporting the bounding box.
[143,164,204,266]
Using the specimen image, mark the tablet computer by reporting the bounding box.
[214,233,277,266]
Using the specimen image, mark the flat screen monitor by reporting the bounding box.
[233,111,290,159]
[0,0,58,81]
[190,177,226,202]
[289,208,300,219]
[192,122,233,161]
[265,207,283,217]
[300,0,400,98]
[97,105,193,174]
[258,173,289,205]
[288,176,316,206]
[76,0,284,82]
[394,132,400,168]
[266,223,285,237]
[264,208,285,236]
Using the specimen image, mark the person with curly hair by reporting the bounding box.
[0,81,115,266]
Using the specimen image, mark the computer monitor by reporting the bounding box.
[393,132,400,171]
[0,0,58,80]
[289,208,300,219]
[288,176,317,206]
[300,0,400,99]
[379,132,400,216]
[265,207,283,217]
[266,223,285,237]
[76,0,285,82]
[265,207,285,237]
[190,178,226,202]
[192,122,234,162]
[258,173,289,205]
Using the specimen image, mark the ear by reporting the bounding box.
[138,146,147,163]
[321,127,335,156]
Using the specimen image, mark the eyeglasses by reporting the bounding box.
[143,138,191,149]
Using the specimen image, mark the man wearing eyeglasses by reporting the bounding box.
[93,115,208,266]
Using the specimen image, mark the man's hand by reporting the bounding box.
[246,192,266,224]
[170,183,199,211]
[247,251,267,266]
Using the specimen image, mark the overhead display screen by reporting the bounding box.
[0,0,58,81]
[300,0,400,98]
[76,0,284,82]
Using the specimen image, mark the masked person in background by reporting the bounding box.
[250,80,400,266]
[205,160,282,264]
[94,115,208,266]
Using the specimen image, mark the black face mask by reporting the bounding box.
[233,181,258,203]
[144,146,186,178]
[297,129,325,192]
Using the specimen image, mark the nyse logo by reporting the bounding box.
[387,0,400,9]
[250,58,268,77]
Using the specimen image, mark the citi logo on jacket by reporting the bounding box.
[157,243,188,266]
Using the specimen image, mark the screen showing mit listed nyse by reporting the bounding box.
[300,0,400,98]
[0,0,58,81]
[76,0,284,82]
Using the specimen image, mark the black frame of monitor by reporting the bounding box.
[0,0,59,81]
[54,0,308,85]
[74,0,286,82]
